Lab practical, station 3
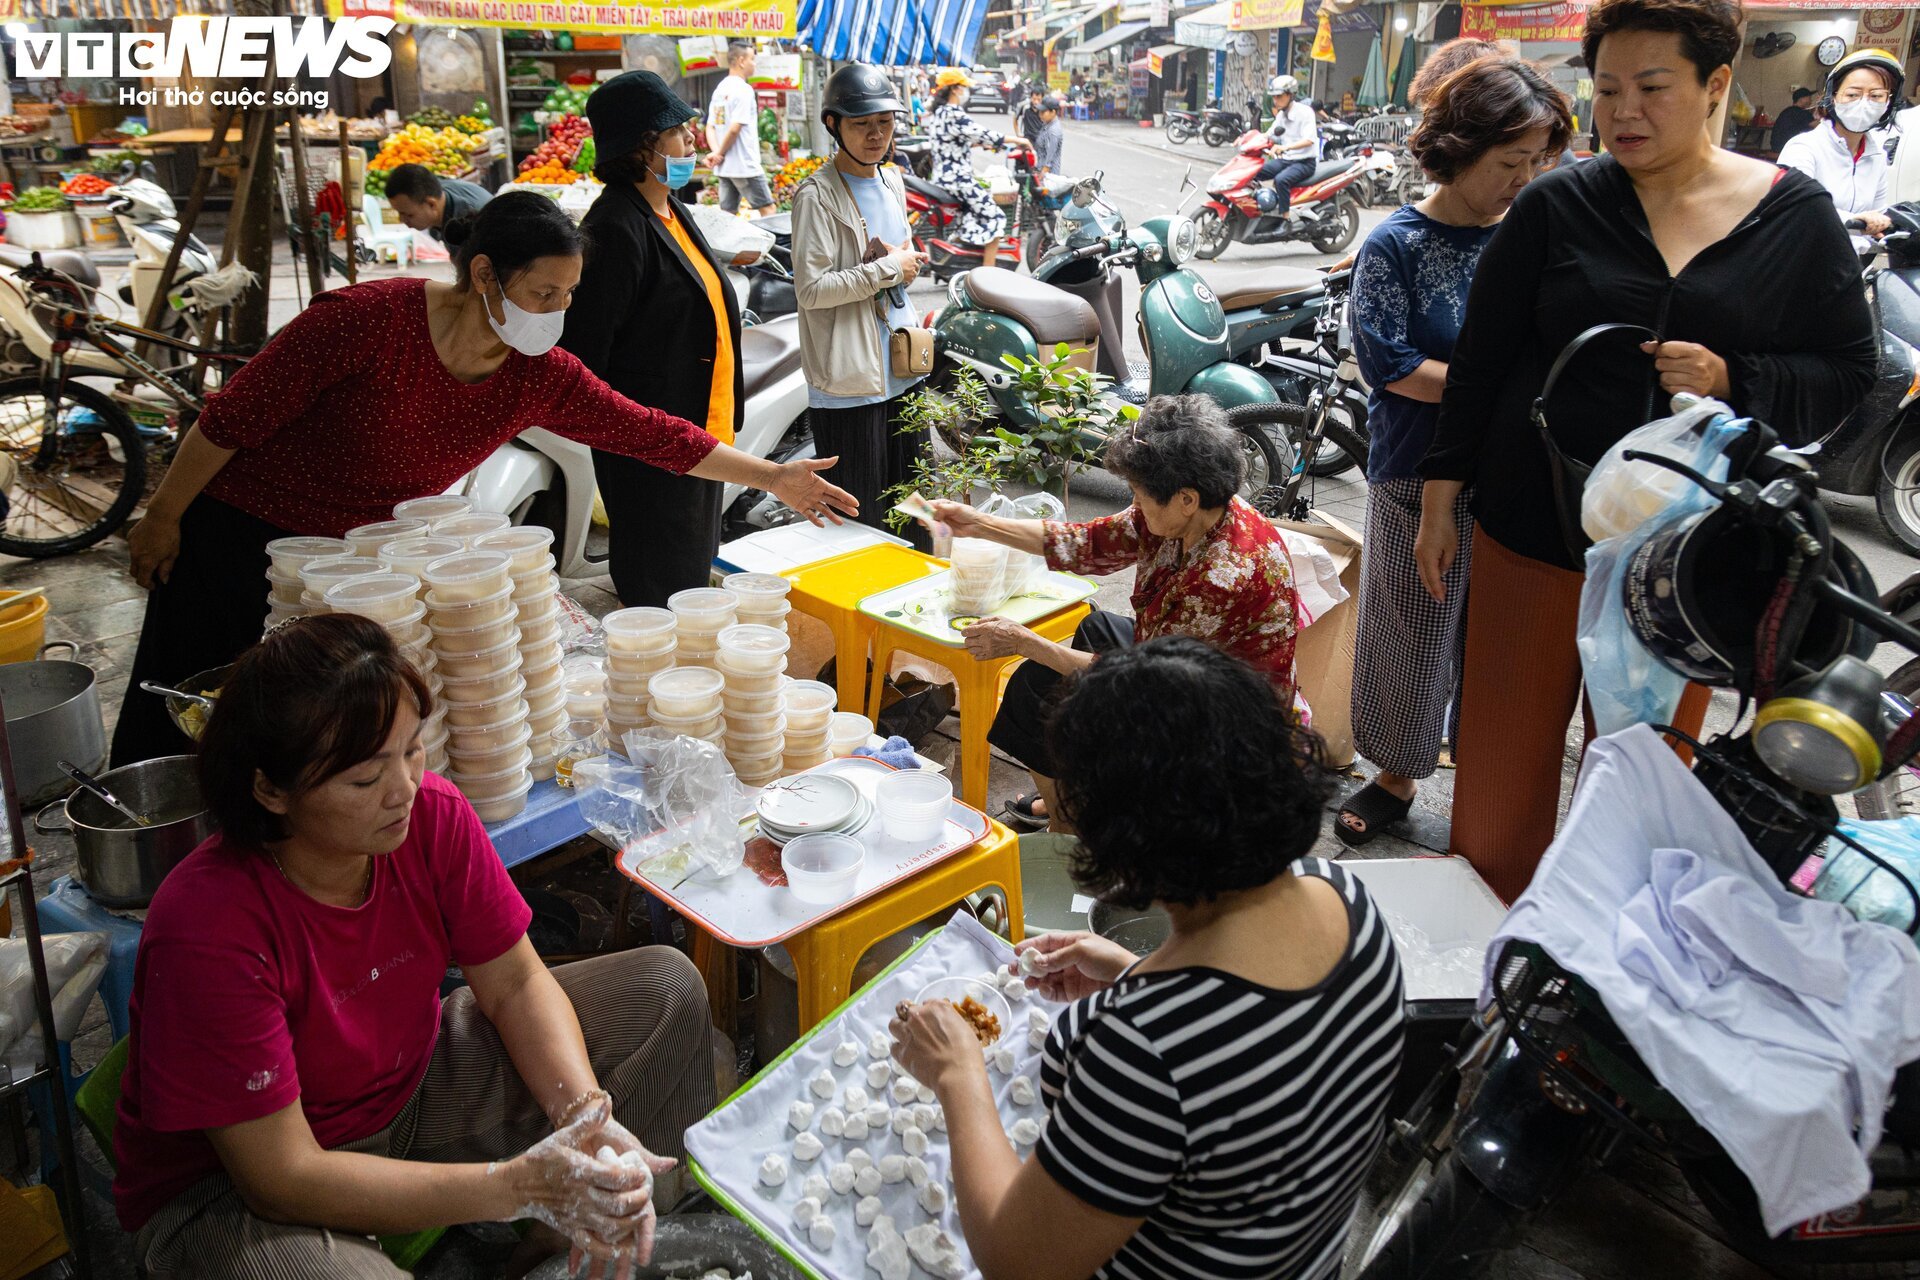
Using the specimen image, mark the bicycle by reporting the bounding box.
[1223,267,1370,522]
[0,254,252,558]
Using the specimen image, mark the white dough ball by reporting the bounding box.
[905,1154,930,1188]
[1010,1117,1041,1146]
[808,1215,837,1251]
[833,1039,861,1067]
[902,1125,928,1157]
[1010,1075,1036,1107]
[867,1029,891,1059]
[843,1084,870,1112]
[810,1070,837,1100]
[818,1106,847,1138]
[990,1047,1015,1075]
[788,1100,815,1132]
[843,1112,871,1141]
[1029,1026,1047,1051]
[867,1060,892,1089]
[912,1103,937,1130]
[864,1101,891,1129]
[891,1108,914,1136]
[802,1172,831,1203]
[917,1181,948,1215]
[793,1131,824,1163]
[758,1153,789,1186]
[891,1076,918,1104]
[855,1194,885,1226]
[932,1105,948,1133]
[915,1083,936,1105]
[1018,949,1041,977]
[879,1153,907,1184]
[828,1161,856,1195]
[1006,981,1029,1004]
[854,1165,884,1197]
[791,1195,821,1228]
[1027,1006,1049,1033]
[848,1149,874,1172]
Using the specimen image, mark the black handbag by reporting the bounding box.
[1531,322,1660,562]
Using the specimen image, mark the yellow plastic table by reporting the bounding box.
[782,819,1024,1033]
[865,601,1092,810]
[781,545,947,715]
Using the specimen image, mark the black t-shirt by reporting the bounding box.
[1770,104,1816,153]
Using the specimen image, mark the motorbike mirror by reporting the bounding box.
[1179,164,1193,192]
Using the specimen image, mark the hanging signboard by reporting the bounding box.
[1147,49,1164,74]
[1310,9,1335,58]
[750,51,803,88]
[326,0,798,39]
[678,34,720,71]
[1231,0,1304,28]
[1459,0,1586,40]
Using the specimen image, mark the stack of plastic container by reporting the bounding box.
[477,527,564,779]
[392,494,474,524]
[722,573,793,634]
[321,569,443,722]
[431,511,512,547]
[343,518,426,558]
[422,550,532,822]
[781,680,838,774]
[601,607,676,743]
[295,555,386,617]
[715,624,791,787]
[667,588,737,669]
[647,667,725,747]
[828,711,874,759]
[375,535,465,583]
[263,537,349,630]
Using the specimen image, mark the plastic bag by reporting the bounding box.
[555,592,602,656]
[1577,412,1746,736]
[1814,817,1920,933]
[575,730,747,880]
[977,491,1065,601]
[0,931,108,1072]
[683,202,775,259]
[1581,396,1734,542]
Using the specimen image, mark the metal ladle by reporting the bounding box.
[139,680,215,712]
[59,759,153,828]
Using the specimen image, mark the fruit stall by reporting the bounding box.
[364,103,502,199]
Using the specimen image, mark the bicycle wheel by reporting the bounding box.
[1223,401,1306,515]
[0,377,146,558]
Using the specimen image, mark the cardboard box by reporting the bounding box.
[1277,510,1361,769]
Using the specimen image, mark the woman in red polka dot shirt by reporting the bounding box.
[111,193,857,766]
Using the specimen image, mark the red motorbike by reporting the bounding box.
[1189,130,1364,261]
[902,139,1034,282]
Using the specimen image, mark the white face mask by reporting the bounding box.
[482,285,564,357]
[1835,99,1885,133]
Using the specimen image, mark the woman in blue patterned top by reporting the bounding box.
[1339,55,1572,846]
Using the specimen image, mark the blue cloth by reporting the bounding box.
[853,735,920,769]
[1351,205,1497,482]
[809,171,929,410]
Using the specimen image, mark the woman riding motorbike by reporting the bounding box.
[1777,48,1903,255]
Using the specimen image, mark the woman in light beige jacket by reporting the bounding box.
[792,63,930,544]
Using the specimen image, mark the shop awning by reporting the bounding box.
[1062,19,1151,62]
[1174,0,1233,48]
[799,0,994,65]
[1044,0,1124,53]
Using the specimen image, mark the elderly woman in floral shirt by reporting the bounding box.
[932,395,1303,831]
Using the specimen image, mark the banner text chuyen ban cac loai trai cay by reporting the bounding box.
[326,0,797,38]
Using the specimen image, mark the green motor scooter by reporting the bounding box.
[927,213,1291,498]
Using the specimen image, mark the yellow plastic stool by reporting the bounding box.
[865,603,1090,810]
[783,821,1024,1033]
[782,545,947,715]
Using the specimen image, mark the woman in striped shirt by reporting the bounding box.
[891,637,1406,1280]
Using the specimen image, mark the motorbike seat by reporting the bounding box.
[1306,158,1353,185]
[903,172,960,206]
[963,267,1100,345]
[755,211,793,241]
[0,244,100,289]
[739,315,805,400]
[1217,269,1325,313]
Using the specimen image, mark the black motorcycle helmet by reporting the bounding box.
[822,63,905,130]
[1823,48,1905,133]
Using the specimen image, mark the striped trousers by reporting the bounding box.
[135,947,714,1279]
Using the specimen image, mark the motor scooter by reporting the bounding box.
[1188,131,1364,260]
[904,139,1065,281]
[1164,107,1200,145]
[1200,98,1259,147]
[464,314,813,579]
[929,213,1293,499]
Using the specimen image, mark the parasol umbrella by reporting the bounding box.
[1357,35,1388,106]
[1390,29,1420,107]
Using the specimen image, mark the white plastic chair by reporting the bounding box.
[360,194,415,267]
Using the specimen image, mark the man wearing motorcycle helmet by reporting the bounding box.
[1778,48,1902,252]
[1258,73,1320,211]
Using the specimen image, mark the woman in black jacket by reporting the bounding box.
[1410,0,1876,902]
[563,70,745,606]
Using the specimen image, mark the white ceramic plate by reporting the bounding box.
[754,770,859,833]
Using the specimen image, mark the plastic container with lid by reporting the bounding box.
[420,550,513,602]
[784,725,832,754]
[667,587,738,630]
[606,691,650,723]
[782,680,837,732]
[434,635,521,680]
[722,687,784,717]
[344,518,427,558]
[782,747,831,773]
[464,773,535,824]
[444,702,529,750]
[723,572,792,606]
[526,683,567,723]
[513,591,559,627]
[519,638,564,672]
[567,691,609,722]
[781,832,865,904]
[675,650,718,671]
[426,582,516,629]
[725,718,788,754]
[518,614,564,652]
[733,599,792,626]
[429,511,512,546]
[508,562,559,595]
[267,536,351,577]
[715,624,791,675]
[428,612,520,656]
[523,663,565,705]
[603,607,678,654]
[265,566,304,607]
[392,494,474,523]
[440,668,526,706]
[529,751,559,783]
[324,573,423,624]
[377,535,465,579]
[398,636,433,673]
[528,702,568,740]
[297,555,387,597]
[730,753,785,783]
[606,648,672,678]
[717,656,785,695]
[265,603,310,631]
[446,722,533,774]
[605,670,657,700]
[828,712,874,757]
[648,667,725,718]
[472,526,557,575]
[649,706,724,739]
[876,770,954,841]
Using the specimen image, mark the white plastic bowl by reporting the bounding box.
[445,722,533,774]
[419,550,513,602]
[297,555,387,597]
[434,635,521,680]
[467,775,535,824]
[429,614,521,656]
[267,536,350,577]
[428,511,512,545]
[648,667,725,718]
[829,712,874,757]
[472,526,556,573]
[426,582,516,629]
[442,706,528,751]
[265,566,304,606]
[602,607,678,654]
[392,494,473,523]
[344,518,427,558]
[440,669,526,706]
[325,573,423,624]
[781,832,865,904]
[377,535,465,579]
[723,572,792,605]
[877,770,953,841]
[667,587,738,630]
[716,623,791,675]
[782,680,837,732]
[606,648,672,678]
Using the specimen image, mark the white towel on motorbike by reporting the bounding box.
[1484,725,1920,1236]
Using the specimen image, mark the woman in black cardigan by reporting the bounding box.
[1410,0,1876,902]
[563,71,746,606]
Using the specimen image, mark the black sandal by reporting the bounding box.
[1335,781,1414,849]
[1003,792,1048,831]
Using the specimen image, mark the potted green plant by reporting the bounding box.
[983,343,1138,505]
[882,367,1006,556]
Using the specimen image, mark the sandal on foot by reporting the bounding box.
[1003,792,1048,831]
[1336,781,1413,848]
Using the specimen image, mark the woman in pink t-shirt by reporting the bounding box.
[116,615,713,1279]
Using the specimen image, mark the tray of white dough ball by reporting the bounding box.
[686,911,1065,1280]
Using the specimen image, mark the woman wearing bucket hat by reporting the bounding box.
[560,70,748,607]
[791,63,933,545]
[1778,48,1903,255]
[928,68,1012,265]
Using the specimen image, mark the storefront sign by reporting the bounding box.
[1459,0,1586,41]
[750,50,802,88]
[1230,0,1304,29]
[1147,49,1164,74]
[326,0,798,39]
[1047,48,1071,89]
[1310,9,1335,59]
[677,33,719,70]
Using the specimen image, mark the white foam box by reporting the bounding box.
[1342,856,1507,1009]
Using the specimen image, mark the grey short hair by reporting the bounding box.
[728,42,755,65]
[1103,395,1246,510]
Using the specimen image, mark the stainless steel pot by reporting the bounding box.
[0,643,105,806]
[36,754,212,907]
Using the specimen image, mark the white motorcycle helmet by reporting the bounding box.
[1268,74,1301,98]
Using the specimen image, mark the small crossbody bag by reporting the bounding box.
[839,167,934,379]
